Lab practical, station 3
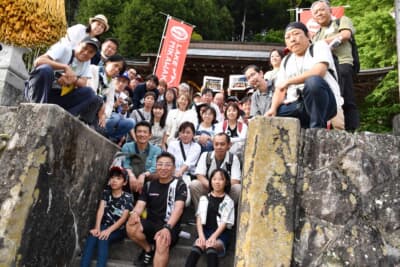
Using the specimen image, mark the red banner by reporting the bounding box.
[300,7,345,35]
[155,17,193,88]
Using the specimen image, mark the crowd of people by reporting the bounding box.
[22,0,360,266]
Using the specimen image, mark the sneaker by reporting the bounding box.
[135,248,154,267]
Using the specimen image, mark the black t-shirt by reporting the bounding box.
[226,125,238,138]
[205,194,224,231]
[139,178,187,227]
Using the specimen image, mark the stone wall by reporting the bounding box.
[294,130,400,266]
[0,104,119,266]
[236,117,400,267]
[0,43,28,106]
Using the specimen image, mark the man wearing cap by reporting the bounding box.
[25,37,101,117]
[243,65,273,118]
[265,22,343,129]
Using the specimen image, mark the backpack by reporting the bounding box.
[111,150,147,177]
[283,43,340,83]
[205,151,235,178]
[222,120,243,134]
[334,18,360,73]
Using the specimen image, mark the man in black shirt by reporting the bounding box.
[126,152,187,266]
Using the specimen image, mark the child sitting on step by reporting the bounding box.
[185,168,235,267]
[80,166,133,267]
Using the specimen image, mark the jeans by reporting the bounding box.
[277,76,337,128]
[105,112,136,142]
[26,64,98,116]
[80,225,126,267]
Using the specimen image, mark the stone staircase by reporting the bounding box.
[72,206,236,267]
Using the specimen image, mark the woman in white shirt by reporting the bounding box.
[61,14,109,49]
[195,105,218,153]
[264,49,284,81]
[149,101,168,150]
[215,102,248,162]
[165,93,198,145]
[167,121,201,178]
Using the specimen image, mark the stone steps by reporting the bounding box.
[73,206,236,266]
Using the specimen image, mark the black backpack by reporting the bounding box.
[205,151,235,178]
[334,18,360,73]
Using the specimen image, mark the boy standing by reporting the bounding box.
[80,166,133,267]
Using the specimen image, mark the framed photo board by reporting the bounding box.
[203,76,224,92]
[228,74,248,90]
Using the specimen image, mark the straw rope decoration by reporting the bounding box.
[0,0,67,47]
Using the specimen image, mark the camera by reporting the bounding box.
[54,70,64,79]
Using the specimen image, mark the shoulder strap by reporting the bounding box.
[205,152,212,177]
[137,109,145,121]
[223,120,228,132]
[179,141,187,161]
[68,50,75,65]
[283,53,292,70]
[238,122,243,133]
[335,18,341,26]
[309,44,314,57]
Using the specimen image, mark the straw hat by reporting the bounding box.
[89,14,109,31]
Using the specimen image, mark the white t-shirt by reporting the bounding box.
[46,42,92,78]
[195,151,241,182]
[167,140,201,175]
[60,24,89,49]
[276,40,343,107]
[165,109,198,145]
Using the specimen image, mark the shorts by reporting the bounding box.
[203,227,231,257]
[141,219,180,247]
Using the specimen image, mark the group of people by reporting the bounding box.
[23,0,361,266]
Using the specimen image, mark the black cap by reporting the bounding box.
[81,36,100,51]
[226,96,239,102]
[285,22,308,36]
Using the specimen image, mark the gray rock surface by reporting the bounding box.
[0,103,119,266]
[394,114,400,136]
[294,129,400,266]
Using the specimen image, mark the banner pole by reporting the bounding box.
[153,15,170,74]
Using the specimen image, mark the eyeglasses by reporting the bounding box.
[156,162,173,168]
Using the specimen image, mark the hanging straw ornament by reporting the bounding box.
[0,0,67,47]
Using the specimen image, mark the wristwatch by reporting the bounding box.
[163,223,172,232]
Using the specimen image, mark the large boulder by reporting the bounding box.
[294,130,400,266]
[0,104,119,266]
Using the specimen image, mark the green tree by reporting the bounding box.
[332,0,399,132]
[75,0,127,41]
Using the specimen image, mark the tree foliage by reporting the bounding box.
[73,0,400,132]
[332,0,399,132]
